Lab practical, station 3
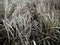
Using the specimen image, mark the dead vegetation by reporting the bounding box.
[0,0,60,45]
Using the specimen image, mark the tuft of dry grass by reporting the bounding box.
[0,0,60,45]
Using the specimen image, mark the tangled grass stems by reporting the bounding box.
[0,0,60,45]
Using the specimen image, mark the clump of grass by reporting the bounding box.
[0,0,60,45]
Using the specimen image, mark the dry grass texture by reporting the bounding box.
[0,0,60,45]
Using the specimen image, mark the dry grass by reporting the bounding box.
[0,0,60,45]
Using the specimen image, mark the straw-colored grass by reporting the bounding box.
[0,0,60,45]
